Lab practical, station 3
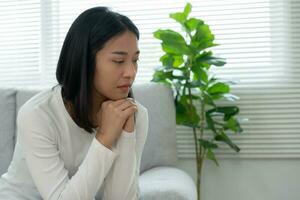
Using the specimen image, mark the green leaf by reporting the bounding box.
[190,94,201,99]
[159,54,174,69]
[170,12,186,24]
[225,117,243,133]
[162,42,190,55]
[191,24,217,51]
[191,65,208,83]
[206,57,226,66]
[195,51,226,67]
[203,91,216,107]
[207,82,230,95]
[205,112,216,133]
[206,148,219,166]
[207,106,239,121]
[152,67,186,83]
[170,75,186,80]
[185,80,206,88]
[210,93,224,100]
[153,29,190,55]
[215,131,240,152]
[151,70,169,82]
[175,95,200,127]
[153,29,185,42]
[227,117,237,131]
[198,139,218,149]
[183,3,192,18]
[160,54,184,68]
[184,18,204,32]
[195,51,213,61]
[169,3,192,25]
[221,106,239,121]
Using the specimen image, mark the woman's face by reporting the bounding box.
[93,30,139,100]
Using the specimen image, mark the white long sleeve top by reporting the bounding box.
[0,85,149,200]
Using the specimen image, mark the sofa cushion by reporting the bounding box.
[139,166,197,200]
[0,88,16,176]
[132,82,178,173]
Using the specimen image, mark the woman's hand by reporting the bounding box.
[123,113,135,133]
[123,98,136,133]
[95,98,137,149]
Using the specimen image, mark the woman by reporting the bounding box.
[0,6,148,200]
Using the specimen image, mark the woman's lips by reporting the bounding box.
[117,86,130,92]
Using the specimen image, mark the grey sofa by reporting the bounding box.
[0,82,197,200]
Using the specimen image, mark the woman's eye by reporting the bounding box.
[113,58,139,64]
[113,60,124,64]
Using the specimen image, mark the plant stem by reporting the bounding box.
[193,127,200,200]
[198,93,206,200]
[187,85,202,200]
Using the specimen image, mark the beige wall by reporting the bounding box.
[177,158,300,200]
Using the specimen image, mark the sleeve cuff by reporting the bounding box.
[92,137,119,158]
[120,128,136,139]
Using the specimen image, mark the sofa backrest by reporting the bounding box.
[0,88,16,176]
[0,82,178,175]
[132,82,178,172]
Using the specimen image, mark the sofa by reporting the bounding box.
[0,82,197,200]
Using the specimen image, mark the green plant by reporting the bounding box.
[151,3,244,200]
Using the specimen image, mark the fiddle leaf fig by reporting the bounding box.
[151,3,245,199]
[175,95,200,127]
[154,29,191,55]
[206,148,219,166]
[215,131,240,152]
[207,82,230,95]
[170,2,192,25]
[198,139,218,149]
[160,53,184,68]
[185,18,204,32]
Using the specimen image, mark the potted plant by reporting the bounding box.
[151,3,244,200]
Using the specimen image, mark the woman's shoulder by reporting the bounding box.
[17,88,56,123]
[16,89,59,141]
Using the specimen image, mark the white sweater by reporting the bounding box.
[0,85,148,200]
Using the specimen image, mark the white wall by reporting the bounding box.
[177,158,300,200]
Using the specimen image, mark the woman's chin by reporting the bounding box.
[109,93,129,101]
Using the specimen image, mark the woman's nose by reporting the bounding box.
[124,62,137,77]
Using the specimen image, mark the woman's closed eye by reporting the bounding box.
[113,60,124,64]
[113,59,139,64]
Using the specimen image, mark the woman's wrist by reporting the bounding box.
[96,134,113,150]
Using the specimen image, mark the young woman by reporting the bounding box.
[0,6,148,200]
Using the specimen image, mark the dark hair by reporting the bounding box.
[54,7,139,133]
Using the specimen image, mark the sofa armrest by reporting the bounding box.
[139,166,197,200]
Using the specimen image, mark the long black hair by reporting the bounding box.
[54,7,139,133]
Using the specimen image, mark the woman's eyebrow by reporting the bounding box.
[111,50,140,55]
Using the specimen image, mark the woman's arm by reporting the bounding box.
[101,105,149,200]
[102,129,137,199]
[18,109,118,200]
